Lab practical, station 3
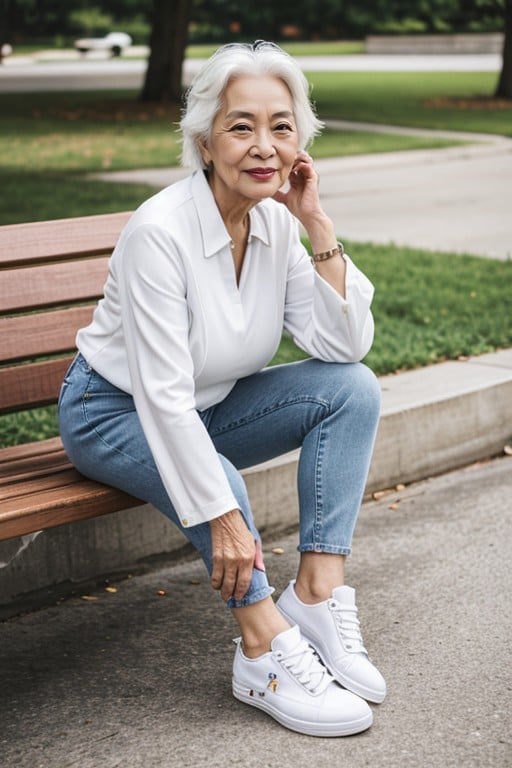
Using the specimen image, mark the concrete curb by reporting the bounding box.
[1,349,510,610]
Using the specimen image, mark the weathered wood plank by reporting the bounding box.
[0,436,63,464]
[0,481,141,540]
[0,257,109,313]
[0,357,72,413]
[0,306,94,363]
[0,211,130,267]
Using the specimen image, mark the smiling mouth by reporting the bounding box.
[245,168,277,180]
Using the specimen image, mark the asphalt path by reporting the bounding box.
[0,52,501,92]
[1,456,510,767]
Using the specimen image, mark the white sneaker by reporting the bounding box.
[277,582,386,704]
[232,624,372,737]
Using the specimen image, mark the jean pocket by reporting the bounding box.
[82,376,136,430]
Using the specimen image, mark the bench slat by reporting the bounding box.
[0,439,69,486]
[0,212,130,267]
[0,436,63,463]
[0,357,72,413]
[0,257,109,313]
[0,457,72,486]
[0,467,88,499]
[0,306,94,363]
[0,440,69,485]
[0,480,141,540]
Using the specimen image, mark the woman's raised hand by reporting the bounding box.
[272,150,324,227]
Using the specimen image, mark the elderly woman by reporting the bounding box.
[58,41,385,737]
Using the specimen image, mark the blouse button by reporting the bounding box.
[182,518,188,527]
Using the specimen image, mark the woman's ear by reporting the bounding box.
[199,140,211,169]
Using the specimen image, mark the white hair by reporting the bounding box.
[179,41,324,170]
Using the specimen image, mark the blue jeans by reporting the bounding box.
[58,353,381,608]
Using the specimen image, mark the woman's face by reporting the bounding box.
[201,74,300,211]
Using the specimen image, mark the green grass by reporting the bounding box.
[1,92,183,173]
[311,127,460,158]
[308,71,511,137]
[186,41,365,58]
[272,242,512,373]
[2,242,510,448]
[2,170,157,224]
[0,406,59,447]
[12,39,365,59]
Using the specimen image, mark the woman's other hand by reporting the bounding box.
[210,509,257,602]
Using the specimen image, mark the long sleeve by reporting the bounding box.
[283,228,375,362]
[115,222,239,528]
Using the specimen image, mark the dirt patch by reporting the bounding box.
[423,97,512,110]
[33,100,180,123]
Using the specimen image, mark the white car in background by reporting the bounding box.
[74,32,132,57]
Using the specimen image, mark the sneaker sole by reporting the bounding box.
[277,608,386,705]
[232,679,373,737]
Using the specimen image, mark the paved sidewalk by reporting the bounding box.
[1,456,510,767]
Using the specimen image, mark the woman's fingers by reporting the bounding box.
[209,509,256,602]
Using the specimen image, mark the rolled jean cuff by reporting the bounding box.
[226,585,275,610]
[298,543,352,556]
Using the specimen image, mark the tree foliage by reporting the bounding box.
[1,0,506,41]
[0,0,509,99]
[190,0,505,40]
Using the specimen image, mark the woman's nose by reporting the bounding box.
[250,130,275,158]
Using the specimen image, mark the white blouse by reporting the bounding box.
[77,170,375,527]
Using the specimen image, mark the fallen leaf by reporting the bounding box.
[156,590,167,596]
[272,547,285,555]
[190,579,200,585]
[504,445,512,456]
[80,595,98,602]
[388,503,400,510]
[372,489,393,500]
[395,483,406,492]
[105,586,117,593]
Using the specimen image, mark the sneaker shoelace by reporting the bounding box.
[275,640,333,694]
[328,599,367,654]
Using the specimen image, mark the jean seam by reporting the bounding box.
[209,395,330,436]
[298,544,352,556]
[313,421,324,549]
[81,391,159,476]
[226,585,275,609]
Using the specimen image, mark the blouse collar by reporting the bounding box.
[191,170,271,259]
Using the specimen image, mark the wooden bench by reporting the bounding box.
[0,212,144,542]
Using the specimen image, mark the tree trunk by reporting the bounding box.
[495,0,512,98]
[140,0,190,103]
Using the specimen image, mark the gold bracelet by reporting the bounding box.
[311,243,344,263]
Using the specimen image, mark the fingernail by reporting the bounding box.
[254,539,266,572]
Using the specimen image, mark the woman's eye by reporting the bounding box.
[231,124,252,132]
[274,123,293,132]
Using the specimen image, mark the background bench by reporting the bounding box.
[0,212,143,541]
